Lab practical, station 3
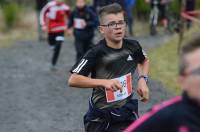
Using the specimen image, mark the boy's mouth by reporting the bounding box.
[114,32,123,36]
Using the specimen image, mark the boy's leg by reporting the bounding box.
[48,33,56,68]
[51,33,64,66]
[75,38,85,62]
[52,41,62,66]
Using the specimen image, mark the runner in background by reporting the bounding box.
[125,35,200,132]
[125,0,136,36]
[68,3,149,131]
[145,0,171,30]
[35,0,48,41]
[185,0,196,29]
[40,0,70,70]
[67,0,97,62]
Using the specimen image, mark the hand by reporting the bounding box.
[66,28,73,36]
[81,20,87,28]
[42,25,47,32]
[102,79,122,92]
[137,79,149,102]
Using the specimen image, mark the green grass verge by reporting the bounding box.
[149,35,180,94]
[149,26,200,94]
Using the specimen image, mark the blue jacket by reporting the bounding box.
[125,0,136,17]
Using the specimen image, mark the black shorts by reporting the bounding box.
[48,32,64,46]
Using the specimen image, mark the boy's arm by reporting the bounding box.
[68,73,122,92]
[137,57,150,102]
[39,3,49,31]
[66,11,74,35]
[67,11,74,29]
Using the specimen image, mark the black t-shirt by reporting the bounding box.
[70,38,146,109]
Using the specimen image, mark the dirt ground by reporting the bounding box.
[0,33,175,132]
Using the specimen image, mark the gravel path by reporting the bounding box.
[0,33,175,132]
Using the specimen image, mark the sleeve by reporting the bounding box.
[39,3,49,26]
[63,4,71,18]
[70,48,97,76]
[133,42,147,64]
[86,8,98,28]
[68,11,74,28]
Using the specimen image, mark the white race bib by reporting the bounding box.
[74,18,85,29]
[105,73,133,103]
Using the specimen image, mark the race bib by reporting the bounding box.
[74,18,85,29]
[105,73,133,103]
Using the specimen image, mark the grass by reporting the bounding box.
[149,25,200,94]
[0,9,37,48]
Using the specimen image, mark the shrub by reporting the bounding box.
[1,2,20,30]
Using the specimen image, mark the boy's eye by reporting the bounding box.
[108,23,115,27]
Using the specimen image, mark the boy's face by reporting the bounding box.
[76,0,86,8]
[178,48,200,101]
[99,12,126,43]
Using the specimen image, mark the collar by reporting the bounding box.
[98,38,125,51]
[182,92,200,109]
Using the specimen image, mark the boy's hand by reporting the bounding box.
[137,79,149,102]
[66,28,73,36]
[81,20,87,28]
[42,25,47,32]
[103,79,122,92]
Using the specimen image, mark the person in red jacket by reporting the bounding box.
[40,0,70,70]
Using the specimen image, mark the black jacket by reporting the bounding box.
[125,92,200,132]
[68,6,97,39]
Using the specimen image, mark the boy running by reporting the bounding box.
[68,3,149,131]
[40,0,70,70]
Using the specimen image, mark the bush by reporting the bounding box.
[135,0,150,19]
[1,2,20,30]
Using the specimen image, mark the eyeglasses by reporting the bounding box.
[189,67,200,75]
[100,20,126,28]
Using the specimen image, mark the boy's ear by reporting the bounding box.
[177,76,185,91]
[99,26,104,34]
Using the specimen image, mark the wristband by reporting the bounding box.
[138,75,148,82]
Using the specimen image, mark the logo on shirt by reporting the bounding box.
[127,55,133,61]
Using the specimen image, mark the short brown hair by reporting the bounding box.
[98,3,124,24]
[179,35,200,75]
